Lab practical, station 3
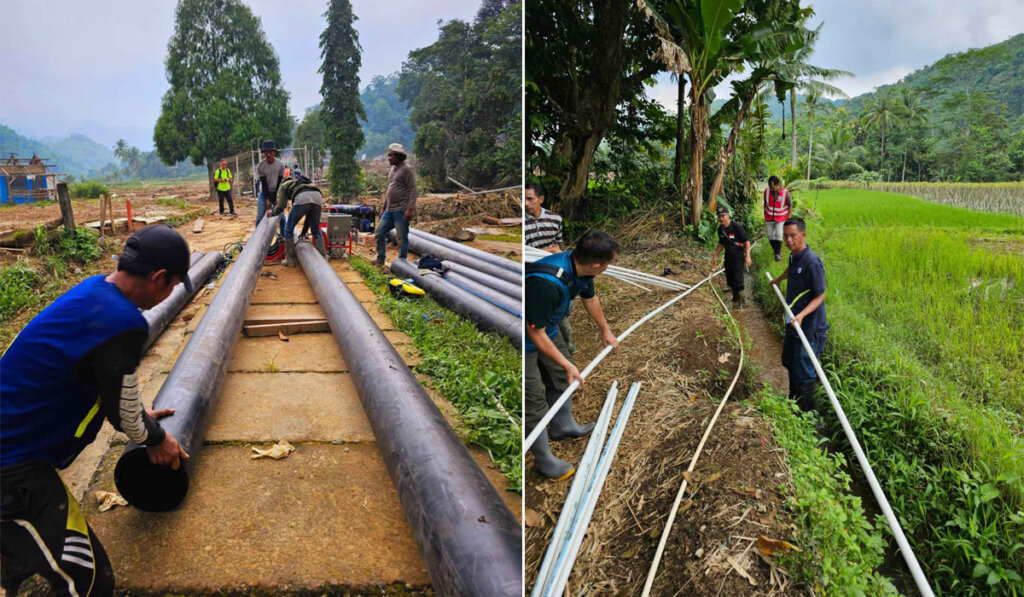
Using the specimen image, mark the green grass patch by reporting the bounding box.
[350,255,522,491]
[477,233,522,243]
[157,197,189,209]
[752,189,1024,594]
[755,385,897,595]
[69,180,110,198]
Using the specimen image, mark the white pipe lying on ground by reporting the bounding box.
[765,272,935,597]
[524,269,723,453]
[523,246,690,291]
[641,286,745,597]
[531,382,619,596]
[544,382,643,597]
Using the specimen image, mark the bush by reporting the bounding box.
[70,180,110,198]
[0,264,43,324]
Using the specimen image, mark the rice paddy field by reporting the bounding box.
[753,189,1024,595]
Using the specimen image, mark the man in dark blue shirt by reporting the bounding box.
[711,207,751,307]
[1,225,191,597]
[770,218,828,411]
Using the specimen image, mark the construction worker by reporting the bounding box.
[764,175,792,261]
[525,231,620,480]
[271,172,326,265]
[375,143,416,265]
[1,225,192,597]
[525,181,577,352]
[255,140,286,235]
[214,159,235,216]
[769,217,829,412]
[710,206,751,306]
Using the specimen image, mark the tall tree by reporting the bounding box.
[804,88,821,180]
[113,139,129,163]
[898,88,929,182]
[154,0,291,200]
[860,87,903,180]
[319,0,365,197]
[527,0,659,217]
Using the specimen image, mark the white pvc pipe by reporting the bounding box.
[641,286,745,597]
[545,382,643,597]
[523,247,689,291]
[766,272,935,597]
[531,382,619,596]
[524,269,723,452]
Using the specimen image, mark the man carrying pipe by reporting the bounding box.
[525,231,620,479]
[375,143,416,266]
[271,171,326,266]
[255,140,286,236]
[710,206,751,307]
[769,217,829,411]
[0,225,192,596]
[525,181,576,353]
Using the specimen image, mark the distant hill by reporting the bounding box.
[844,33,1024,118]
[0,125,116,178]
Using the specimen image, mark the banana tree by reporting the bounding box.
[637,0,745,228]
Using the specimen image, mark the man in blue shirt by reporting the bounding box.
[770,218,829,412]
[1,225,191,596]
[525,231,620,480]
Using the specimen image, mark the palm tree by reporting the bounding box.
[804,88,822,180]
[860,87,903,180]
[815,127,864,179]
[778,24,851,169]
[113,139,129,163]
[898,88,930,182]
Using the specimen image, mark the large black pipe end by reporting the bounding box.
[114,447,190,512]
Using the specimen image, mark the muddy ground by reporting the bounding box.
[525,248,807,596]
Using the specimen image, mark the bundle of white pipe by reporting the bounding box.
[531,382,642,597]
[523,246,690,292]
[765,272,935,597]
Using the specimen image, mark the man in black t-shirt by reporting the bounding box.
[711,207,751,306]
[770,218,829,412]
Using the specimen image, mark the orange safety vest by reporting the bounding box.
[764,187,791,222]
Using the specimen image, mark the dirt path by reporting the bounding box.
[525,250,804,596]
[58,204,517,594]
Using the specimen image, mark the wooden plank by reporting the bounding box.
[242,321,330,337]
[240,315,327,325]
[192,218,205,233]
[482,216,521,227]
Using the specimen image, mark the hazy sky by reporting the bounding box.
[647,0,1024,112]
[0,0,480,150]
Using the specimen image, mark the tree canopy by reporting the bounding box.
[319,0,365,197]
[154,0,291,169]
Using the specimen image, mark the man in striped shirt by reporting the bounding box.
[525,182,576,351]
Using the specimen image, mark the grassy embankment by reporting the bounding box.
[349,255,522,491]
[752,188,1024,595]
[818,181,1024,216]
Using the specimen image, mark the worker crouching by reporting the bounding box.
[271,172,326,265]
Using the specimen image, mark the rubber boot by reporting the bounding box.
[283,238,297,267]
[795,383,818,412]
[737,292,746,309]
[547,389,595,441]
[731,288,741,303]
[314,235,327,258]
[530,430,574,481]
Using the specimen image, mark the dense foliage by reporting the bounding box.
[358,75,415,158]
[319,0,365,197]
[153,0,292,170]
[397,1,521,188]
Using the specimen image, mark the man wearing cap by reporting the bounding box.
[214,159,235,216]
[710,206,751,306]
[375,143,416,266]
[770,217,828,412]
[256,140,286,233]
[1,225,192,596]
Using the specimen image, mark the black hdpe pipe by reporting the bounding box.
[142,251,225,352]
[409,228,521,273]
[391,258,522,348]
[442,260,521,300]
[296,242,521,597]
[326,204,370,216]
[114,215,282,511]
[442,268,522,316]
[388,229,521,285]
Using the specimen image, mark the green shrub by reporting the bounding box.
[69,180,110,198]
[0,264,43,324]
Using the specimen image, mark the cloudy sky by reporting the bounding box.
[0,0,480,150]
[646,0,1024,112]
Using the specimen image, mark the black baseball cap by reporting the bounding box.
[121,225,193,292]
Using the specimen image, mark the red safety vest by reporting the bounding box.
[764,187,791,222]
